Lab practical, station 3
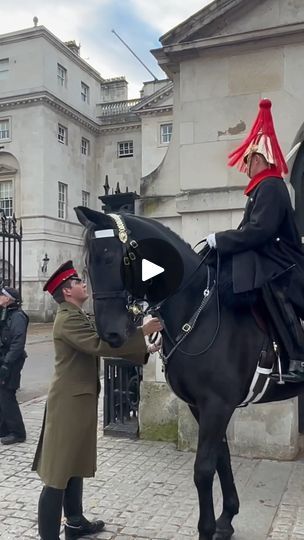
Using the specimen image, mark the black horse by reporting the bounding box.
[75,206,304,540]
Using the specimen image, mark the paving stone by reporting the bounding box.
[0,384,304,539]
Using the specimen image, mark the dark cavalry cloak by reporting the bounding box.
[216,177,304,315]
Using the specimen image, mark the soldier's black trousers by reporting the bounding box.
[262,282,304,362]
[38,476,83,540]
[0,387,26,438]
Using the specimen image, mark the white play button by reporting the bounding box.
[142,259,164,282]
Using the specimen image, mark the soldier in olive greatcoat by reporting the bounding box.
[32,261,162,540]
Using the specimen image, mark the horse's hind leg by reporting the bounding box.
[194,399,233,540]
[214,435,239,540]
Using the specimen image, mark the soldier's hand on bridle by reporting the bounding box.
[141,317,163,336]
[147,341,162,354]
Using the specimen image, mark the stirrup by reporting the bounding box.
[278,371,304,383]
[269,342,285,385]
[271,360,304,383]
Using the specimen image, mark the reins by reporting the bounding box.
[154,252,221,365]
[89,214,222,364]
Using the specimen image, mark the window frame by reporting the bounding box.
[160,123,173,145]
[0,179,13,218]
[81,190,90,207]
[81,137,90,156]
[57,123,68,145]
[0,118,11,141]
[58,181,68,220]
[117,140,134,158]
[81,82,90,103]
[57,63,67,87]
[0,58,9,81]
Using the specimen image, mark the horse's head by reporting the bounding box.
[75,206,136,347]
[76,206,197,347]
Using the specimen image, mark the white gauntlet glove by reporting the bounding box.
[206,233,217,249]
[146,332,162,353]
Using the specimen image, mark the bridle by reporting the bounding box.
[91,213,143,317]
[90,213,221,362]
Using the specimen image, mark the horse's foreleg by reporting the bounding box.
[194,400,233,540]
[214,436,239,540]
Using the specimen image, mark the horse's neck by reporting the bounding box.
[161,263,210,329]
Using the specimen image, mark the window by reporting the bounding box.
[0,58,9,81]
[58,124,68,144]
[118,141,133,158]
[58,182,67,219]
[81,82,89,103]
[0,181,13,217]
[82,190,90,207]
[81,137,90,156]
[57,63,67,87]
[0,119,10,140]
[160,123,173,144]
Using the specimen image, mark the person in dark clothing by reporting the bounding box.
[0,286,28,444]
[206,99,304,382]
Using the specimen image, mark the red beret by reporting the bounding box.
[43,260,79,295]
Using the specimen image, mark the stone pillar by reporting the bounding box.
[139,353,179,443]
[175,399,299,460]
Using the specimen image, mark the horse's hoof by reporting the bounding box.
[213,527,234,540]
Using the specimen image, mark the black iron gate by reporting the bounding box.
[0,213,22,297]
[99,178,142,438]
[103,359,143,438]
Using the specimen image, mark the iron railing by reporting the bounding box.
[103,359,143,438]
[96,99,141,117]
[0,213,22,298]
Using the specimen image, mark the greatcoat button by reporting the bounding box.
[276,237,280,242]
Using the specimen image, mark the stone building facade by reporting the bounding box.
[0,25,173,320]
[138,0,304,459]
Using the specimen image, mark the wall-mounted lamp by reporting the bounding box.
[41,253,50,273]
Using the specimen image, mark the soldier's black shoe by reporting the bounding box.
[65,515,105,539]
[1,434,26,445]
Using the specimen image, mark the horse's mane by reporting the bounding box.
[129,214,194,254]
[83,212,197,258]
[83,222,98,258]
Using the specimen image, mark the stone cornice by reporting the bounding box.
[0,26,104,83]
[99,123,141,134]
[132,82,173,115]
[136,106,172,117]
[153,22,304,73]
[160,0,245,45]
[0,91,101,133]
[0,91,145,134]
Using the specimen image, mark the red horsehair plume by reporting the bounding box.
[228,99,288,175]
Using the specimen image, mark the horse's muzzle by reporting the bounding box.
[102,332,125,348]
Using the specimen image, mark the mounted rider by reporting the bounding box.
[207,98,304,382]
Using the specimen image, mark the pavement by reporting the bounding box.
[0,324,304,539]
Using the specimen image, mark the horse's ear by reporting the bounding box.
[74,206,111,228]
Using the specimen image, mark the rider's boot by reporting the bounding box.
[262,283,304,383]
